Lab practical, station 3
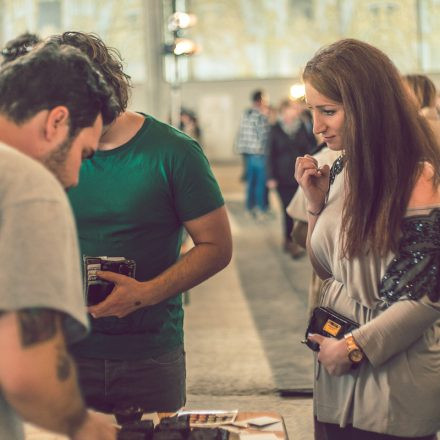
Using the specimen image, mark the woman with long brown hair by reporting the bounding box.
[295,39,440,439]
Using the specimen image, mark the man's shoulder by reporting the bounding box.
[0,142,65,206]
[242,107,265,120]
[0,142,41,171]
[135,116,205,164]
[137,115,200,149]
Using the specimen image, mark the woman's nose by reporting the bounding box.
[313,114,326,135]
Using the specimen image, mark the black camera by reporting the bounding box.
[83,256,136,306]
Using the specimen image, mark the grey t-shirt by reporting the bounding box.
[0,143,89,439]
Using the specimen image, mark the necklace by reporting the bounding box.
[329,154,345,186]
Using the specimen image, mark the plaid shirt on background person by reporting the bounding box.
[235,108,270,155]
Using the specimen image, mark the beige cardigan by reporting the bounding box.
[310,164,440,436]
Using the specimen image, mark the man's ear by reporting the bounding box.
[44,106,70,142]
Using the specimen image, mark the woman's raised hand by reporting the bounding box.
[295,155,330,214]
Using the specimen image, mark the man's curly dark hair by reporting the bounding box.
[47,32,132,114]
[0,42,120,136]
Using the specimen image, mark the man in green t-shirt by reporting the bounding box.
[49,32,233,413]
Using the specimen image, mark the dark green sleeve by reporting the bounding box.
[171,139,224,222]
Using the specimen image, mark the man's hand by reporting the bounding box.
[72,411,116,440]
[89,206,232,319]
[308,334,352,376]
[88,271,146,319]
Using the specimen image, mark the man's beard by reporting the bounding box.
[42,136,73,189]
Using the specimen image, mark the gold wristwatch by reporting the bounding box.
[344,332,364,364]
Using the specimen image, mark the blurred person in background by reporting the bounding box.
[180,108,202,143]
[0,32,41,65]
[296,39,440,440]
[404,74,440,147]
[235,89,270,218]
[267,99,316,257]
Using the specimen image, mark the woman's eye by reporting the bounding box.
[322,109,335,116]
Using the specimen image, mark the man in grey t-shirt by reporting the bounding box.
[0,42,119,439]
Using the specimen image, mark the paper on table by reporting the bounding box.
[244,416,280,427]
[240,433,279,440]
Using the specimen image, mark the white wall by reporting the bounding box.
[129,76,302,162]
[181,77,301,162]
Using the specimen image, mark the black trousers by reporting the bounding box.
[275,184,298,240]
[314,418,437,440]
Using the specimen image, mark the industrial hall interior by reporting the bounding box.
[0,1,440,440]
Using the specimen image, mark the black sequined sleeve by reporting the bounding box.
[379,208,440,308]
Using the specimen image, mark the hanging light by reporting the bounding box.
[164,38,200,56]
[290,83,305,100]
[168,12,198,32]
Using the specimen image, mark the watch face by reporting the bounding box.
[349,349,363,363]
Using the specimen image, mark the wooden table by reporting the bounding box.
[225,411,288,440]
[25,410,288,440]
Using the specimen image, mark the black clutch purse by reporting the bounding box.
[302,307,359,351]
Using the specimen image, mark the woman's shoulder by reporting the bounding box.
[407,162,440,209]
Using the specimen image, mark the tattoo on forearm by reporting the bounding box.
[17,309,57,347]
[56,344,72,381]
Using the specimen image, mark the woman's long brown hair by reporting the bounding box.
[303,39,440,257]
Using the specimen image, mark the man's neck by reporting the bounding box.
[98,111,145,151]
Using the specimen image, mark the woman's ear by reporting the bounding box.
[44,106,70,141]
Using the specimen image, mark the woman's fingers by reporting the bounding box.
[295,159,322,182]
[304,154,319,167]
[302,167,322,183]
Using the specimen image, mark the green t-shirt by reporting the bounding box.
[69,115,224,359]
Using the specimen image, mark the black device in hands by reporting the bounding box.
[302,306,359,351]
[83,256,136,306]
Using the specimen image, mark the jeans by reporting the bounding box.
[245,154,267,212]
[74,346,186,413]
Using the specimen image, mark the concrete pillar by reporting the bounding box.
[138,0,171,121]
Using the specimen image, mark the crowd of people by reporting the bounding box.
[0,29,439,440]
[235,90,318,258]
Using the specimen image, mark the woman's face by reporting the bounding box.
[305,82,345,151]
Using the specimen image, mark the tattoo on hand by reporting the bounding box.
[17,309,56,347]
[56,344,72,381]
[134,301,141,307]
